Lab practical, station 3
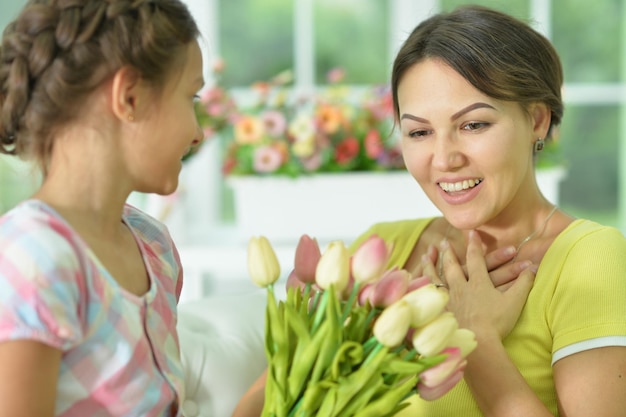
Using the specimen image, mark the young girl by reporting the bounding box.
[0,0,204,415]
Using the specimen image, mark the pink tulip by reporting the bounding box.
[407,275,431,292]
[294,235,321,284]
[418,347,464,388]
[417,364,465,401]
[286,269,306,292]
[367,268,411,308]
[350,234,390,284]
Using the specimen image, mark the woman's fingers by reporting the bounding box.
[489,260,533,288]
[439,240,466,287]
[462,230,490,285]
[483,245,516,272]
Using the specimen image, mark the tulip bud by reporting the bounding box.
[402,284,449,327]
[407,275,431,292]
[294,234,321,284]
[412,312,458,357]
[367,268,411,308]
[418,347,464,388]
[417,365,465,401]
[247,236,281,287]
[446,328,478,358]
[350,234,390,284]
[315,241,350,294]
[373,299,412,347]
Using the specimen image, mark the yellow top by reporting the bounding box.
[349,218,626,416]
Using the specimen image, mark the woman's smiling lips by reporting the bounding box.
[437,178,484,204]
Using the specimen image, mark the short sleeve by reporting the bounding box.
[549,225,626,352]
[0,215,85,350]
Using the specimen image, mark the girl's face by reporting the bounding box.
[397,58,541,230]
[131,40,205,195]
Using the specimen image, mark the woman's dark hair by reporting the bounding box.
[391,5,563,139]
[0,0,200,171]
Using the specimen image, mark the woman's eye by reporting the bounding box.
[462,122,488,131]
[408,129,431,138]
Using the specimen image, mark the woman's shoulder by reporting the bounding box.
[348,217,437,254]
[557,218,626,248]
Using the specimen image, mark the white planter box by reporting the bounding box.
[228,167,566,244]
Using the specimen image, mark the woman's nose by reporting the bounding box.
[431,134,465,171]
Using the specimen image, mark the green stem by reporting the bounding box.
[311,290,329,334]
[364,340,384,365]
[341,282,361,323]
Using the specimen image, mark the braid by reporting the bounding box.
[0,0,199,171]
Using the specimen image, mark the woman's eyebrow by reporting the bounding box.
[450,102,496,121]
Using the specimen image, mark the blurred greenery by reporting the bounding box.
[313,0,389,84]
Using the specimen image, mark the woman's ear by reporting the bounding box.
[530,102,552,139]
[110,66,142,122]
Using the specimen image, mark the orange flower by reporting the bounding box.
[315,104,343,134]
[234,115,264,144]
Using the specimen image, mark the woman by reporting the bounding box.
[349,5,626,416]
[0,0,204,415]
[233,5,626,417]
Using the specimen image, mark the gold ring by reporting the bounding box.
[434,283,448,289]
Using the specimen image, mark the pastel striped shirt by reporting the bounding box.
[0,200,185,416]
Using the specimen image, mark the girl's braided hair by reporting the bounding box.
[0,0,199,171]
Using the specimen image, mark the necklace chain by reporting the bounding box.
[438,205,558,276]
[513,205,558,258]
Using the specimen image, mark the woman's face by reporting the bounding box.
[397,58,540,230]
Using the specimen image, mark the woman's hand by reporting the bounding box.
[429,231,536,340]
[417,241,531,291]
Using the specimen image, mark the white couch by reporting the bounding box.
[177,290,268,417]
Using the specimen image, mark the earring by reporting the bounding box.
[128,112,135,122]
[534,138,545,152]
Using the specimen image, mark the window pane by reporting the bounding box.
[441,0,528,18]
[219,0,294,86]
[313,0,389,84]
[552,0,622,83]
[558,105,619,223]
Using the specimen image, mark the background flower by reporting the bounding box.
[193,63,407,176]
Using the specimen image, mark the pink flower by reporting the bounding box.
[261,110,287,137]
[407,275,431,292]
[294,235,321,284]
[351,234,390,284]
[326,67,346,84]
[417,347,467,401]
[364,129,384,159]
[359,267,411,308]
[253,145,283,173]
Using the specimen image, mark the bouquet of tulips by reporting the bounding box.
[247,233,477,417]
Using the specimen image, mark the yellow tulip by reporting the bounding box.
[247,236,281,287]
[446,328,478,358]
[373,299,412,347]
[412,312,458,357]
[315,241,350,294]
[402,284,449,327]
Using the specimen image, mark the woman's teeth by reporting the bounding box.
[439,179,483,192]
